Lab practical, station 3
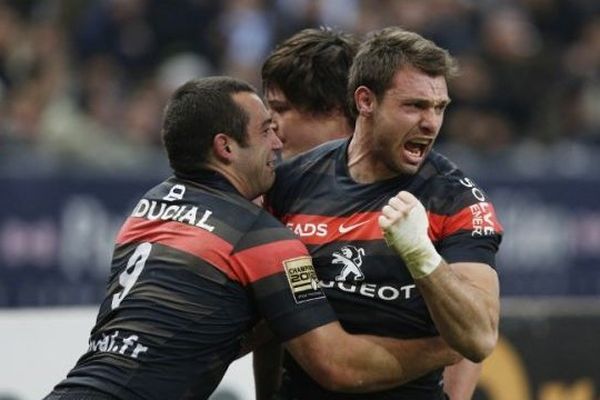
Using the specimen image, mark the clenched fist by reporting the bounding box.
[378,191,442,279]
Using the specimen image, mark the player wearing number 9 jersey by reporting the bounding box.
[49,173,336,400]
[43,77,460,400]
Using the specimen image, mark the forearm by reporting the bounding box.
[286,322,406,393]
[379,192,499,361]
[362,335,462,384]
[316,333,404,392]
[415,261,499,361]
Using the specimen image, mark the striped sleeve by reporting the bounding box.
[230,220,337,341]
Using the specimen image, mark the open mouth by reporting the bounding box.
[267,151,282,169]
[403,139,431,163]
[266,158,278,169]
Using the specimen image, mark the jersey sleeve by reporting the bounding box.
[428,177,504,269]
[230,215,337,342]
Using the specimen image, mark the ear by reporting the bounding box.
[354,86,374,117]
[213,133,235,162]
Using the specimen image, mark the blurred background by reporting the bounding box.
[1,0,599,399]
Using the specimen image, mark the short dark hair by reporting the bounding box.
[262,27,359,125]
[161,76,257,175]
[348,27,459,118]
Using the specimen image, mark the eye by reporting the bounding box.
[405,102,425,110]
[435,103,448,114]
[269,103,290,114]
[263,124,275,136]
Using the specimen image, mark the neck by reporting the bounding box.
[202,161,253,199]
[347,120,396,184]
[322,112,354,138]
[306,111,354,148]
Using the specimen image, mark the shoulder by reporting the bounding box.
[276,138,345,177]
[421,153,503,263]
[233,205,304,255]
[421,151,495,212]
[266,139,345,215]
[252,207,298,239]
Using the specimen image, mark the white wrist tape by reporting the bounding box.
[380,199,442,279]
[384,231,442,279]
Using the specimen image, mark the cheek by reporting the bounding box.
[281,127,307,151]
[384,112,415,137]
[435,114,445,128]
[280,114,302,134]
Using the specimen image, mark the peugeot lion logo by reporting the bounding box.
[333,245,366,281]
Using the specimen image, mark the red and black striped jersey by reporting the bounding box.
[54,171,336,400]
[265,139,503,400]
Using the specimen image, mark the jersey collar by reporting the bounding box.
[174,169,242,196]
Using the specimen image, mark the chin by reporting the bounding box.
[262,178,275,193]
[399,163,420,176]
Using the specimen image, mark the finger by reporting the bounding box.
[388,196,409,211]
[384,199,415,221]
[381,204,400,219]
[396,191,417,205]
[378,214,392,229]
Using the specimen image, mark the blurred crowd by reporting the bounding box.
[0,0,599,177]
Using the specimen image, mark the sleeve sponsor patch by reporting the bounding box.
[282,256,325,304]
[469,202,500,237]
[428,202,504,241]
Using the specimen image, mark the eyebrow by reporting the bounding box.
[266,99,287,106]
[260,117,273,128]
[406,98,452,107]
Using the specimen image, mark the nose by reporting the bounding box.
[270,115,285,143]
[419,108,441,135]
[271,129,283,150]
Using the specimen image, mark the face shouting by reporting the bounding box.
[369,65,450,176]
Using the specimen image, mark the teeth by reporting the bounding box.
[405,142,423,156]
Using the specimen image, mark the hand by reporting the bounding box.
[378,191,442,279]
